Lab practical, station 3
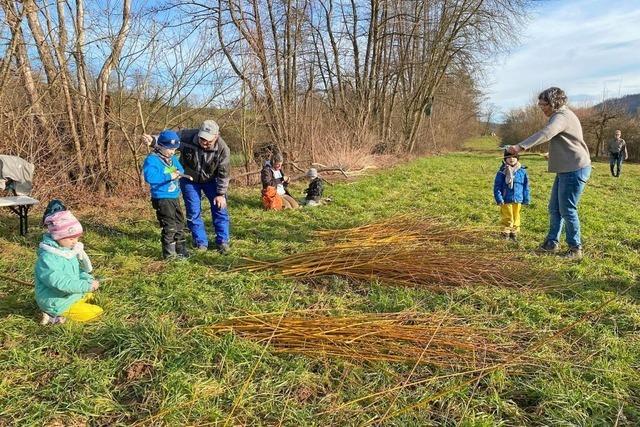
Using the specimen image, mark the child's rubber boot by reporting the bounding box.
[162,242,178,260]
[175,240,190,259]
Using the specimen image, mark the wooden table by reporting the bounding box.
[0,196,39,236]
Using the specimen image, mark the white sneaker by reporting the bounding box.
[40,312,51,325]
[40,312,67,325]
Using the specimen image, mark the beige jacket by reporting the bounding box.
[518,106,591,173]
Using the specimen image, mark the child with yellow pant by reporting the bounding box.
[35,209,103,324]
[493,150,530,241]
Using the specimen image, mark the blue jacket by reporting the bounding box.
[34,234,94,315]
[143,152,184,199]
[493,164,530,205]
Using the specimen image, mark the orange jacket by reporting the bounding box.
[261,186,283,210]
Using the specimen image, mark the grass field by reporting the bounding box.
[1,137,639,426]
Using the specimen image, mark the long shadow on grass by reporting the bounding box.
[0,216,44,248]
[571,276,638,300]
[0,292,37,318]
[541,272,639,309]
[227,192,263,210]
[83,219,159,243]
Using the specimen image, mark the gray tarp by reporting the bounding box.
[0,155,35,196]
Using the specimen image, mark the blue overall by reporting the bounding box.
[180,179,230,247]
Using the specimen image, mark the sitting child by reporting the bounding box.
[302,168,324,207]
[35,210,102,324]
[493,150,530,241]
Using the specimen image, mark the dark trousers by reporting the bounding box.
[609,153,623,177]
[151,198,185,257]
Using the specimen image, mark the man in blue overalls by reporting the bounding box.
[144,121,231,254]
[178,120,231,253]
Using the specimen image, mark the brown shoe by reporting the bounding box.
[536,240,560,253]
[562,247,583,260]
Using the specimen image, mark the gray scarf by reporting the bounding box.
[39,241,93,273]
[504,161,521,189]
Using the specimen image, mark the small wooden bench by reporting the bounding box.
[0,196,39,236]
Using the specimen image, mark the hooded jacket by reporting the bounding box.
[260,161,290,192]
[34,234,94,315]
[177,129,231,195]
[143,152,184,199]
[493,164,530,205]
[304,178,323,201]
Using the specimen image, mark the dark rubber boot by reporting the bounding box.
[175,240,190,259]
[162,242,178,259]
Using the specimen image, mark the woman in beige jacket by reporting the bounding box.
[506,87,591,260]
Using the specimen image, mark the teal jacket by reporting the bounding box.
[34,234,94,315]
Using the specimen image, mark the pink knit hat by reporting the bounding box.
[44,210,83,241]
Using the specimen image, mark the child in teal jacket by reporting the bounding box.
[35,210,102,324]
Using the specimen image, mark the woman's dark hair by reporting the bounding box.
[271,152,284,164]
[538,87,567,111]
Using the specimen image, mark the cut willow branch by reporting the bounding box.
[232,215,540,290]
[207,311,535,369]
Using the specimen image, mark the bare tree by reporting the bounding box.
[0,0,49,130]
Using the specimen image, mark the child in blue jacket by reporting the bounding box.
[493,150,530,241]
[143,130,188,259]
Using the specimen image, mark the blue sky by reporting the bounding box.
[486,0,640,116]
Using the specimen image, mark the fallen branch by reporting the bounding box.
[230,169,261,181]
[0,273,33,287]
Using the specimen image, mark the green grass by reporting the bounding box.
[1,136,639,425]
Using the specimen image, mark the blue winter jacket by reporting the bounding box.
[34,234,94,315]
[143,152,184,199]
[493,164,530,205]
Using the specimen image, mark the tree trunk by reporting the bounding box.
[1,0,49,131]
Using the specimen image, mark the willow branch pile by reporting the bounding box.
[235,215,534,289]
[208,311,534,368]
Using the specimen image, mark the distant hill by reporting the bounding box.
[593,93,640,116]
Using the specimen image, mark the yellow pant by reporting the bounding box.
[500,203,522,234]
[62,292,103,322]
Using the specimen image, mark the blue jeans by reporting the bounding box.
[180,179,230,247]
[609,153,623,177]
[546,166,591,248]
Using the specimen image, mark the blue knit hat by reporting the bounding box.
[156,130,180,149]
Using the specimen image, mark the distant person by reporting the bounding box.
[506,87,591,260]
[143,130,188,260]
[606,129,628,177]
[143,120,231,254]
[35,210,102,324]
[493,150,530,241]
[302,168,324,207]
[261,153,299,210]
